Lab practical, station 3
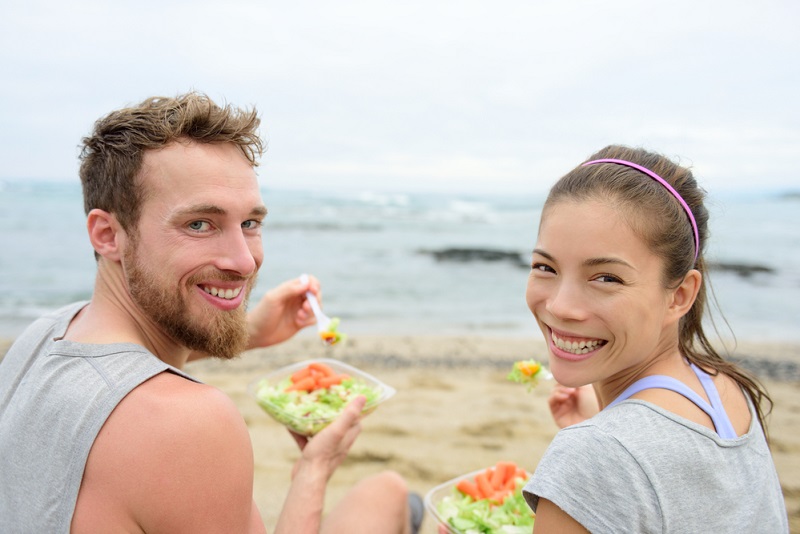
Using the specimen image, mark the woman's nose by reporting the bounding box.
[545,281,589,322]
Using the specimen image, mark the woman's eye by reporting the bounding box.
[531,263,555,274]
[188,221,210,232]
[593,274,623,284]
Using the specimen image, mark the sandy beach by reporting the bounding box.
[181,334,800,533]
[2,334,798,532]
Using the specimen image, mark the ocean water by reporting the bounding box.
[1,179,799,344]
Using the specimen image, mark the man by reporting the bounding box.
[0,93,421,533]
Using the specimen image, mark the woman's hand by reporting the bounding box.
[549,384,599,429]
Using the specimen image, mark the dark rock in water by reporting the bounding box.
[729,356,800,382]
[707,261,775,278]
[418,247,529,268]
[418,248,776,280]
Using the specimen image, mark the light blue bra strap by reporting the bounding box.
[689,364,738,439]
[606,375,714,414]
[606,370,739,439]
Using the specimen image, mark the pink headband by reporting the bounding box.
[581,158,700,261]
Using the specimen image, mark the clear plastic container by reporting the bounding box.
[248,358,396,436]
[424,466,535,534]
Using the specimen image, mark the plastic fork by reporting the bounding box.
[299,274,332,333]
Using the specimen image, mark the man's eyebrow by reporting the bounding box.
[250,206,268,217]
[172,204,268,218]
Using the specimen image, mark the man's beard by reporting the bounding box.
[124,245,254,360]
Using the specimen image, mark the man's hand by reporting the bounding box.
[288,396,365,482]
[246,275,321,349]
[274,397,366,534]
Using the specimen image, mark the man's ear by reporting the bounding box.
[87,209,125,261]
[666,269,702,322]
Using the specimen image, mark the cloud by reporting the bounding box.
[1,0,798,194]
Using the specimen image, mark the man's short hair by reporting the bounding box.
[79,92,264,236]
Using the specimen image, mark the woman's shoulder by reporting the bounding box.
[546,410,651,466]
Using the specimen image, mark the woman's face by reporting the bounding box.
[526,199,677,390]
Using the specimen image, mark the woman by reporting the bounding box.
[522,146,788,532]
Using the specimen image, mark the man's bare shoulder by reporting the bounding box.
[73,371,265,533]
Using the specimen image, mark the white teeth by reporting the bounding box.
[202,286,242,300]
[551,332,604,355]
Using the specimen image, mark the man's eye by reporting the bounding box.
[188,221,210,231]
[242,220,262,230]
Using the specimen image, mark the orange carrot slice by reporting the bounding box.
[456,480,482,501]
[475,472,493,500]
[290,367,313,382]
[518,360,541,376]
[490,465,506,489]
[454,462,528,504]
[491,489,511,504]
[310,362,335,376]
[286,376,317,392]
[497,462,518,485]
[317,374,346,388]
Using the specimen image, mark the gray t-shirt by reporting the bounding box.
[0,302,198,533]
[523,399,788,533]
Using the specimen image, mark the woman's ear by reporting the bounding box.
[666,269,702,321]
[87,209,124,261]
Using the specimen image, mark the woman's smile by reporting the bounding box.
[547,326,607,362]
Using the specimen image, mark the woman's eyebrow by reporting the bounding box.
[583,257,635,270]
[533,249,635,270]
[532,248,555,262]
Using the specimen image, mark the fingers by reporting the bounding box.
[288,430,309,451]
[306,395,365,446]
[320,396,365,449]
[332,396,366,437]
[297,273,322,300]
[297,396,366,482]
[548,384,576,408]
[296,274,321,326]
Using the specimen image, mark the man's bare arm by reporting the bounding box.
[73,373,267,533]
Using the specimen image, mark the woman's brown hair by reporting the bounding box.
[544,145,773,437]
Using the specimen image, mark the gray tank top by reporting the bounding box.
[0,302,199,533]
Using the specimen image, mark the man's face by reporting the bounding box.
[123,140,266,359]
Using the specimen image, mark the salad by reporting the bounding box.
[319,317,346,345]
[506,359,550,391]
[250,359,395,436]
[427,462,535,534]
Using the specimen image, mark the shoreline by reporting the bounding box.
[4,331,800,372]
[178,333,800,382]
[1,334,798,531]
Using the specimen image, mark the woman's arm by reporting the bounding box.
[533,498,590,534]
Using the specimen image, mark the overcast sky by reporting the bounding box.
[1,0,798,195]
